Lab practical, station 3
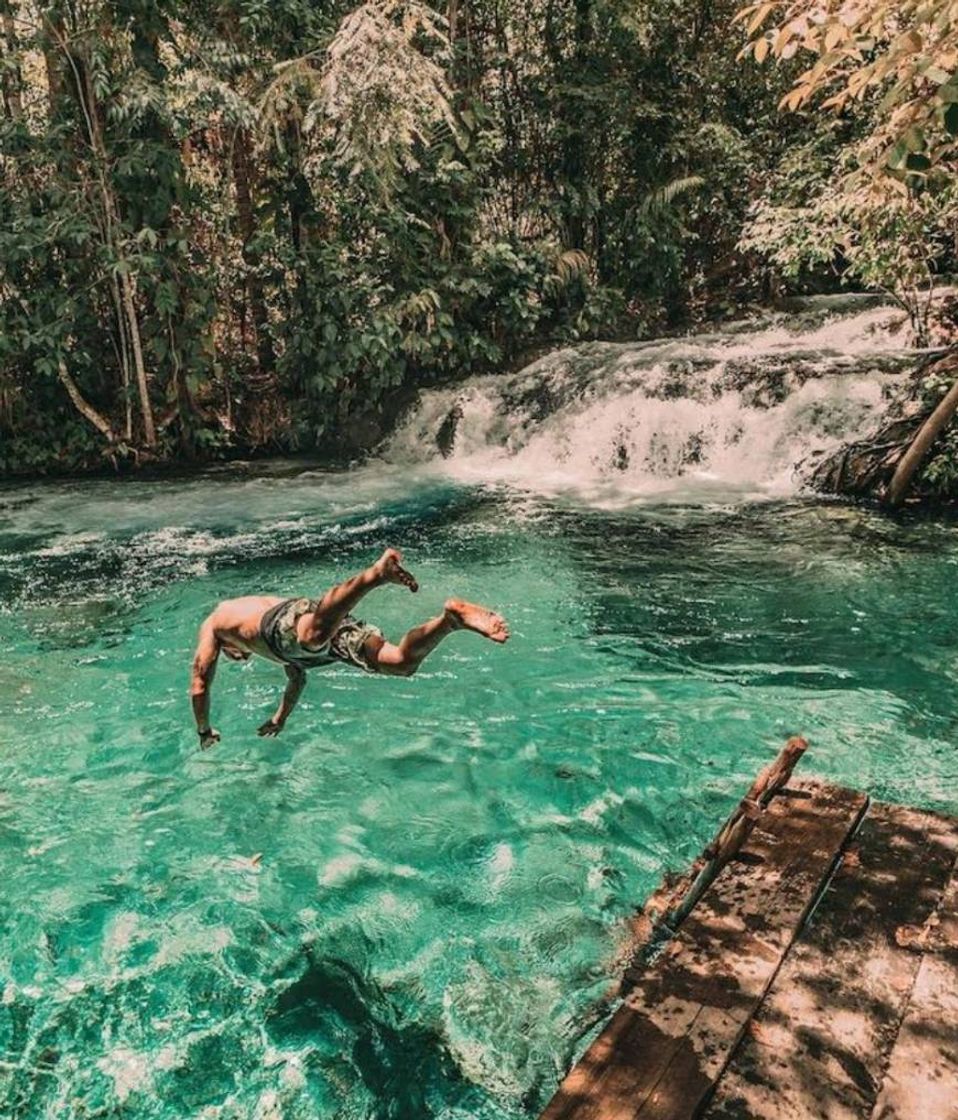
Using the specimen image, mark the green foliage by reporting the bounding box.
[0,0,814,475]
[737,45,958,346]
[267,0,458,182]
[919,430,958,499]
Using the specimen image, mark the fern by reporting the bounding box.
[553,248,591,282]
[639,175,705,215]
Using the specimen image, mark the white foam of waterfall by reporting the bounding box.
[383,301,922,505]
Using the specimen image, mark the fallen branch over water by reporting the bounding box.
[811,349,958,504]
[886,356,958,507]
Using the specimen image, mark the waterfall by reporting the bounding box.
[383,300,922,503]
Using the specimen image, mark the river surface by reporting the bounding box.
[1,457,957,1119]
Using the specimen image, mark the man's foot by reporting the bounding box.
[444,598,510,643]
[375,548,419,592]
[257,719,283,738]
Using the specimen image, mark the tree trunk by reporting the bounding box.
[119,271,156,446]
[49,19,158,449]
[168,316,196,458]
[110,275,134,441]
[57,358,114,441]
[77,46,157,447]
[556,0,593,251]
[886,361,958,508]
[493,2,522,228]
[1,4,24,121]
[448,0,458,46]
[284,121,313,340]
[231,126,275,375]
[42,41,62,118]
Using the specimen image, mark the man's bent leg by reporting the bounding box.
[370,614,453,677]
[309,549,418,643]
[369,598,509,677]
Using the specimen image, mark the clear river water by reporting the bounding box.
[2,302,957,1119]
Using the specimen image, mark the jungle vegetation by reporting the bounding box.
[0,0,956,475]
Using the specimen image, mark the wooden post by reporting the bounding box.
[625,737,809,974]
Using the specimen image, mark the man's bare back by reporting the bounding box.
[190,548,508,748]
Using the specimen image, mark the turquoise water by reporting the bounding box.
[1,463,957,1119]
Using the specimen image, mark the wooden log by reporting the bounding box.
[886,356,958,508]
[624,738,808,973]
[703,802,958,1120]
[809,350,954,502]
[703,736,807,862]
[540,779,868,1120]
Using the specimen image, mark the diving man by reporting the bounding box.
[189,549,509,747]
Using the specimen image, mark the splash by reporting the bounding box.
[384,300,921,504]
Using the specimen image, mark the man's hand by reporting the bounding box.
[199,727,221,750]
[257,719,283,738]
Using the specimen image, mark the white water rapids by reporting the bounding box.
[384,298,924,504]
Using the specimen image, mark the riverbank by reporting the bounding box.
[5,297,958,508]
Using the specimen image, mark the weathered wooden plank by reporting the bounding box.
[870,851,958,1120]
[703,803,958,1120]
[539,780,867,1120]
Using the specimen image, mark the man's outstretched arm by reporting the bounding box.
[190,620,221,748]
[258,665,306,737]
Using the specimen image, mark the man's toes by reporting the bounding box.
[392,560,418,591]
[490,614,510,642]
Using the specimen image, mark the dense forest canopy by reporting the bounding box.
[0,0,955,475]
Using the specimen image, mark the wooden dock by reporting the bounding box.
[540,741,958,1120]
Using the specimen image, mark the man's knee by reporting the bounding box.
[308,614,335,648]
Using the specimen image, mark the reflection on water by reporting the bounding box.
[0,465,957,1118]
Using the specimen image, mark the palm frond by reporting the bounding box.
[554,248,591,282]
[639,175,705,215]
